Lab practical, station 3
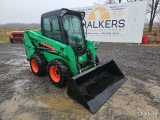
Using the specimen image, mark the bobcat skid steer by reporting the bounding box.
[24,8,127,113]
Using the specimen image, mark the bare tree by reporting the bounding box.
[127,0,160,32]
[104,0,116,4]
[127,0,143,2]
[95,0,160,32]
[147,0,160,32]
[94,0,116,5]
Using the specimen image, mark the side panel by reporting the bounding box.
[24,30,79,76]
[86,40,97,62]
[24,31,35,60]
[66,46,79,75]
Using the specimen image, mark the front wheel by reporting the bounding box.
[48,59,70,88]
[30,53,47,76]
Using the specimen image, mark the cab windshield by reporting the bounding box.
[62,15,85,54]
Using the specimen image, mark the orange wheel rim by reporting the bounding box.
[31,59,38,73]
[49,65,60,82]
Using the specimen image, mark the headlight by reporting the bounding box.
[61,9,68,16]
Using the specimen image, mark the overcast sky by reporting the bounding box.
[0,0,98,24]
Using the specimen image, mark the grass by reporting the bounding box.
[0,28,28,44]
[0,27,40,44]
[0,26,159,44]
[143,25,160,44]
[0,34,10,43]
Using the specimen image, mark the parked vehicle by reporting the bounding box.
[24,8,127,113]
[10,31,24,43]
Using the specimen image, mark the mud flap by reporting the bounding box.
[67,59,127,113]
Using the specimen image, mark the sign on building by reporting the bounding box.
[73,1,147,43]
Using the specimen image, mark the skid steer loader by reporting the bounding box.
[24,8,127,113]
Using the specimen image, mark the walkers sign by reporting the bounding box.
[73,1,147,43]
[74,5,128,36]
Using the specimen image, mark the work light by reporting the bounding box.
[61,9,68,16]
[81,12,85,19]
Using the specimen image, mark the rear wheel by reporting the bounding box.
[30,53,47,76]
[48,59,70,87]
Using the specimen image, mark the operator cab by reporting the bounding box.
[41,8,86,55]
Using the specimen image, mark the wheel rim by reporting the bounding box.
[49,65,60,82]
[31,59,38,73]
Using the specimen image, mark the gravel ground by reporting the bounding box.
[0,43,160,120]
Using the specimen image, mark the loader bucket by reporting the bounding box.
[67,59,127,113]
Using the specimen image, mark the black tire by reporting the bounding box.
[48,59,70,88]
[30,53,47,76]
[96,55,99,64]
